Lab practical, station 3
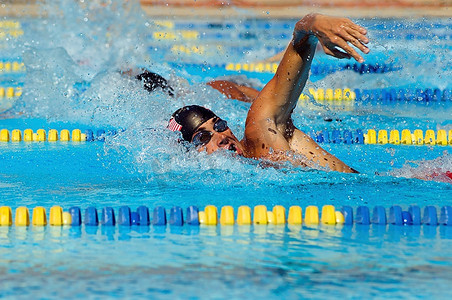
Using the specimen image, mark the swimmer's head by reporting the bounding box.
[136,71,174,97]
[168,105,244,155]
[168,105,216,141]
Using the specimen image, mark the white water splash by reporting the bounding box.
[390,151,452,183]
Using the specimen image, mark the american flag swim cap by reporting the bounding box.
[168,105,216,141]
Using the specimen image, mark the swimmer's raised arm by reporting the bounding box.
[247,13,369,126]
[243,14,368,172]
[168,14,367,173]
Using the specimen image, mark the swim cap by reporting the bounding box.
[168,105,216,141]
[136,70,174,97]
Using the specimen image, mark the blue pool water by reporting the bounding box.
[1,0,452,298]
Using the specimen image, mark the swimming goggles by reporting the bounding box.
[191,118,228,147]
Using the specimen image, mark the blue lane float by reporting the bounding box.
[130,212,139,225]
[341,206,354,225]
[356,206,370,225]
[422,206,438,226]
[169,206,184,226]
[440,206,452,226]
[389,206,403,225]
[186,205,200,225]
[153,206,167,226]
[96,129,106,141]
[371,206,387,225]
[409,206,422,225]
[331,129,342,144]
[402,211,413,225]
[85,129,94,142]
[69,206,82,226]
[311,129,364,145]
[118,206,131,226]
[355,88,451,102]
[85,207,98,226]
[137,206,150,226]
[101,207,116,226]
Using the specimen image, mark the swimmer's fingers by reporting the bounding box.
[348,22,368,36]
[345,23,369,44]
[343,25,369,45]
[343,26,370,51]
[336,35,367,63]
[312,17,369,62]
[324,35,364,62]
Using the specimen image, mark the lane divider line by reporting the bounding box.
[310,129,452,146]
[0,129,117,142]
[1,128,450,146]
[1,205,450,227]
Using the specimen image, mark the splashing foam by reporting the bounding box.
[14,0,314,184]
[390,151,452,184]
[20,0,152,120]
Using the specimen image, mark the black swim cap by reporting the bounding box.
[168,105,216,141]
[136,70,174,97]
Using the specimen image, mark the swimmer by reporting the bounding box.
[168,14,369,173]
[136,70,338,123]
[134,70,260,103]
[417,170,452,183]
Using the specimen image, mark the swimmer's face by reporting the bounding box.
[191,117,244,155]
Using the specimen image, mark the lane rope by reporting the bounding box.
[310,129,452,146]
[0,129,116,142]
[1,128,451,146]
[0,61,25,74]
[0,204,450,227]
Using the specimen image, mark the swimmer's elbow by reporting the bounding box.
[350,168,359,174]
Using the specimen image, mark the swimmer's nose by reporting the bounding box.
[216,134,230,148]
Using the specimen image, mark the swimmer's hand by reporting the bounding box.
[295,13,369,63]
